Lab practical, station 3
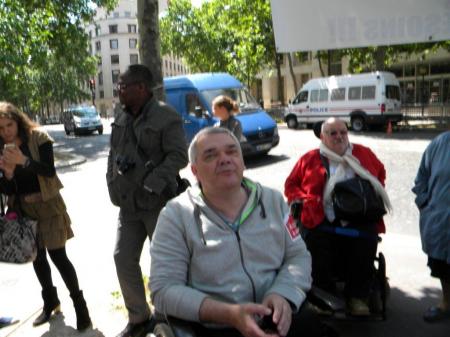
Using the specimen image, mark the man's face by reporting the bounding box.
[191,133,244,194]
[320,120,349,155]
[117,74,142,108]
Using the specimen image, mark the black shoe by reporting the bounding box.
[33,287,61,327]
[70,290,92,331]
[116,318,155,337]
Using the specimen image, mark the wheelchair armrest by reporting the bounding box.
[156,316,196,337]
[307,286,346,312]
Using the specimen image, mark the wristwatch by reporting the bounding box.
[23,156,31,168]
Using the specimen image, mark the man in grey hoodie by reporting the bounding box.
[150,127,315,337]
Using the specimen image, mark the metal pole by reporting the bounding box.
[421,74,425,116]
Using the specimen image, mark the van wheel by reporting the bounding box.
[286,116,298,129]
[64,126,70,135]
[98,128,103,135]
[351,116,365,132]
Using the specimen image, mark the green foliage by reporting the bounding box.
[160,0,275,85]
[0,0,118,114]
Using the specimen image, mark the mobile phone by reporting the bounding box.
[3,143,15,149]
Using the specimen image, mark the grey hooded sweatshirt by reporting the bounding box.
[149,178,312,323]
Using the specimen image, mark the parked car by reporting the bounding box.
[61,106,103,135]
[164,73,279,156]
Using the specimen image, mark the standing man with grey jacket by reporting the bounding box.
[150,127,318,337]
[107,64,188,337]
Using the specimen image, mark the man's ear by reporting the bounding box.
[191,164,197,177]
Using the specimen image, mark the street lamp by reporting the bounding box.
[418,64,428,116]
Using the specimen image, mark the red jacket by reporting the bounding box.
[284,144,386,233]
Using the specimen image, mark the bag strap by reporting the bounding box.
[0,193,5,216]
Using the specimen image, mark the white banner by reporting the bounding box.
[270,0,450,52]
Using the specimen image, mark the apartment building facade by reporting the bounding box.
[86,0,188,116]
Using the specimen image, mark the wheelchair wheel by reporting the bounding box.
[375,252,389,320]
[154,323,176,337]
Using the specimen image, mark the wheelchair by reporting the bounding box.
[291,203,390,321]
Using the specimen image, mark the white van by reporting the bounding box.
[284,71,402,131]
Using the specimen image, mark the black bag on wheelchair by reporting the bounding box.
[332,177,386,223]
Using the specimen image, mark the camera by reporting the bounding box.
[115,155,135,175]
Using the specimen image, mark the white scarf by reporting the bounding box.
[320,143,392,213]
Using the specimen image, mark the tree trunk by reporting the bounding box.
[275,54,284,105]
[287,53,298,94]
[138,0,165,101]
[317,51,325,77]
[375,46,386,71]
[327,49,332,75]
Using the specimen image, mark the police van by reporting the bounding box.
[62,105,103,136]
[164,73,279,156]
[284,71,402,131]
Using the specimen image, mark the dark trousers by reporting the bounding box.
[303,223,378,299]
[33,246,80,296]
[189,304,324,337]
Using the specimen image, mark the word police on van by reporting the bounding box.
[284,71,402,131]
[164,73,279,156]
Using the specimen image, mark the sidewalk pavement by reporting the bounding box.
[1,152,449,337]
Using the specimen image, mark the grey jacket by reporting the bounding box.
[412,131,450,263]
[106,97,188,215]
[149,178,312,323]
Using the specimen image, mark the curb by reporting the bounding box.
[54,153,86,169]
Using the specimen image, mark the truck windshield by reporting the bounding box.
[201,87,260,113]
[72,107,98,117]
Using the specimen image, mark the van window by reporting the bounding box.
[349,87,361,100]
[72,107,98,117]
[186,93,206,116]
[331,88,345,101]
[201,87,260,113]
[311,89,328,102]
[362,86,376,99]
[293,91,308,104]
[319,89,328,102]
[386,85,400,100]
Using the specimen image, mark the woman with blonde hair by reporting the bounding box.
[0,102,91,331]
[212,95,243,141]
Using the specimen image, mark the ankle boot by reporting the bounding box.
[33,287,61,326]
[70,290,91,331]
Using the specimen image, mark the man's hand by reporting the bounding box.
[199,298,275,337]
[262,294,292,337]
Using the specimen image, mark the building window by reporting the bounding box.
[109,25,118,34]
[98,72,103,86]
[113,12,119,18]
[129,38,137,49]
[88,44,92,55]
[128,24,137,33]
[95,25,101,36]
[110,39,118,49]
[95,41,101,51]
[97,55,102,66]
[100,90,104,99]
[125,11,131,17]
[112,70,120,84]
[111,54,120,64]
[89,31,92,39]
[130,54,139,64]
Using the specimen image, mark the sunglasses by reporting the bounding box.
[116,81,141,90]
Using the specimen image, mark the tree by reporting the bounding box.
[0,0,117,114]
[160,0,279,90]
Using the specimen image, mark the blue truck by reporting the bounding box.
[164,73,279,156]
